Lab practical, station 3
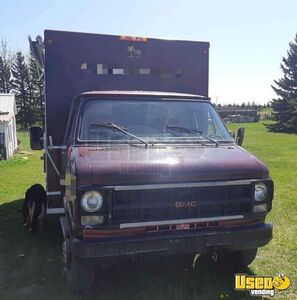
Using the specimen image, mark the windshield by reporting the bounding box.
[78,98,233,143]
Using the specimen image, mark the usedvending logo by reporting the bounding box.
[235,273,291,297]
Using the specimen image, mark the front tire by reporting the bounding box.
[63,240,95,293]
[162,253,196,270]
[216,248,258,270]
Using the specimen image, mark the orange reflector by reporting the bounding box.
[120,35,147,42]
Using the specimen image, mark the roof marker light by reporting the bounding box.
[120,36,147,42]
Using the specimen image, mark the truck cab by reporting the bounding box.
[29,30,273,292]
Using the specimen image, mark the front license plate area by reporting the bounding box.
[176,224,190,230]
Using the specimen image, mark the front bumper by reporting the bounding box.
[69,223,272,259]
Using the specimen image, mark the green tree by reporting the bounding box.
[268,34,297,133]
[28,55,44,125]
[0,40,13,93]
[11,51,31,129]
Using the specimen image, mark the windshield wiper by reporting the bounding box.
[166,125,202,134]
[166,125,219,147]
[89,122,149,147]
[198,135,219,147]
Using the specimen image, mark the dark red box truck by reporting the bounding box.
[29,30,273,292]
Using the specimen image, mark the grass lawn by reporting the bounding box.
[0,131,44,203]
[0,124,296,299]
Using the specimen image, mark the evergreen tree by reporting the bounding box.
[11,51,31,129]
[0,40,13,93]
[268,34,297,133]
[28,55,44,125]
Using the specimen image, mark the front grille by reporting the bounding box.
[112,185,252,224]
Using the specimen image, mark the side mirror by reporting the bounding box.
[29,126,44,150]
[236,127,245,146]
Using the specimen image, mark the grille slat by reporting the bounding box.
[113,185,252,224]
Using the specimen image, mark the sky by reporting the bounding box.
[0,0,297,104]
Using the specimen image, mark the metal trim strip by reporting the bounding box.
[47,208,65,214]
[47,145,67,150]
[119,215,244,229]
[107,180,255,191]
[46,191,61,196]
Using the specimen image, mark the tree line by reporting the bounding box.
[0,41,44,129]
[214,102,270,110]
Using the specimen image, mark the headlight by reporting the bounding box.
[81,190,103,212]
[254,182,268,201]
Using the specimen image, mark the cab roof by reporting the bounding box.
[79,90,210,100]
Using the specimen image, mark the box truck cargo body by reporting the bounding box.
[42,30,209,209]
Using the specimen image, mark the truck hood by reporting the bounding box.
[71,144,269,186]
